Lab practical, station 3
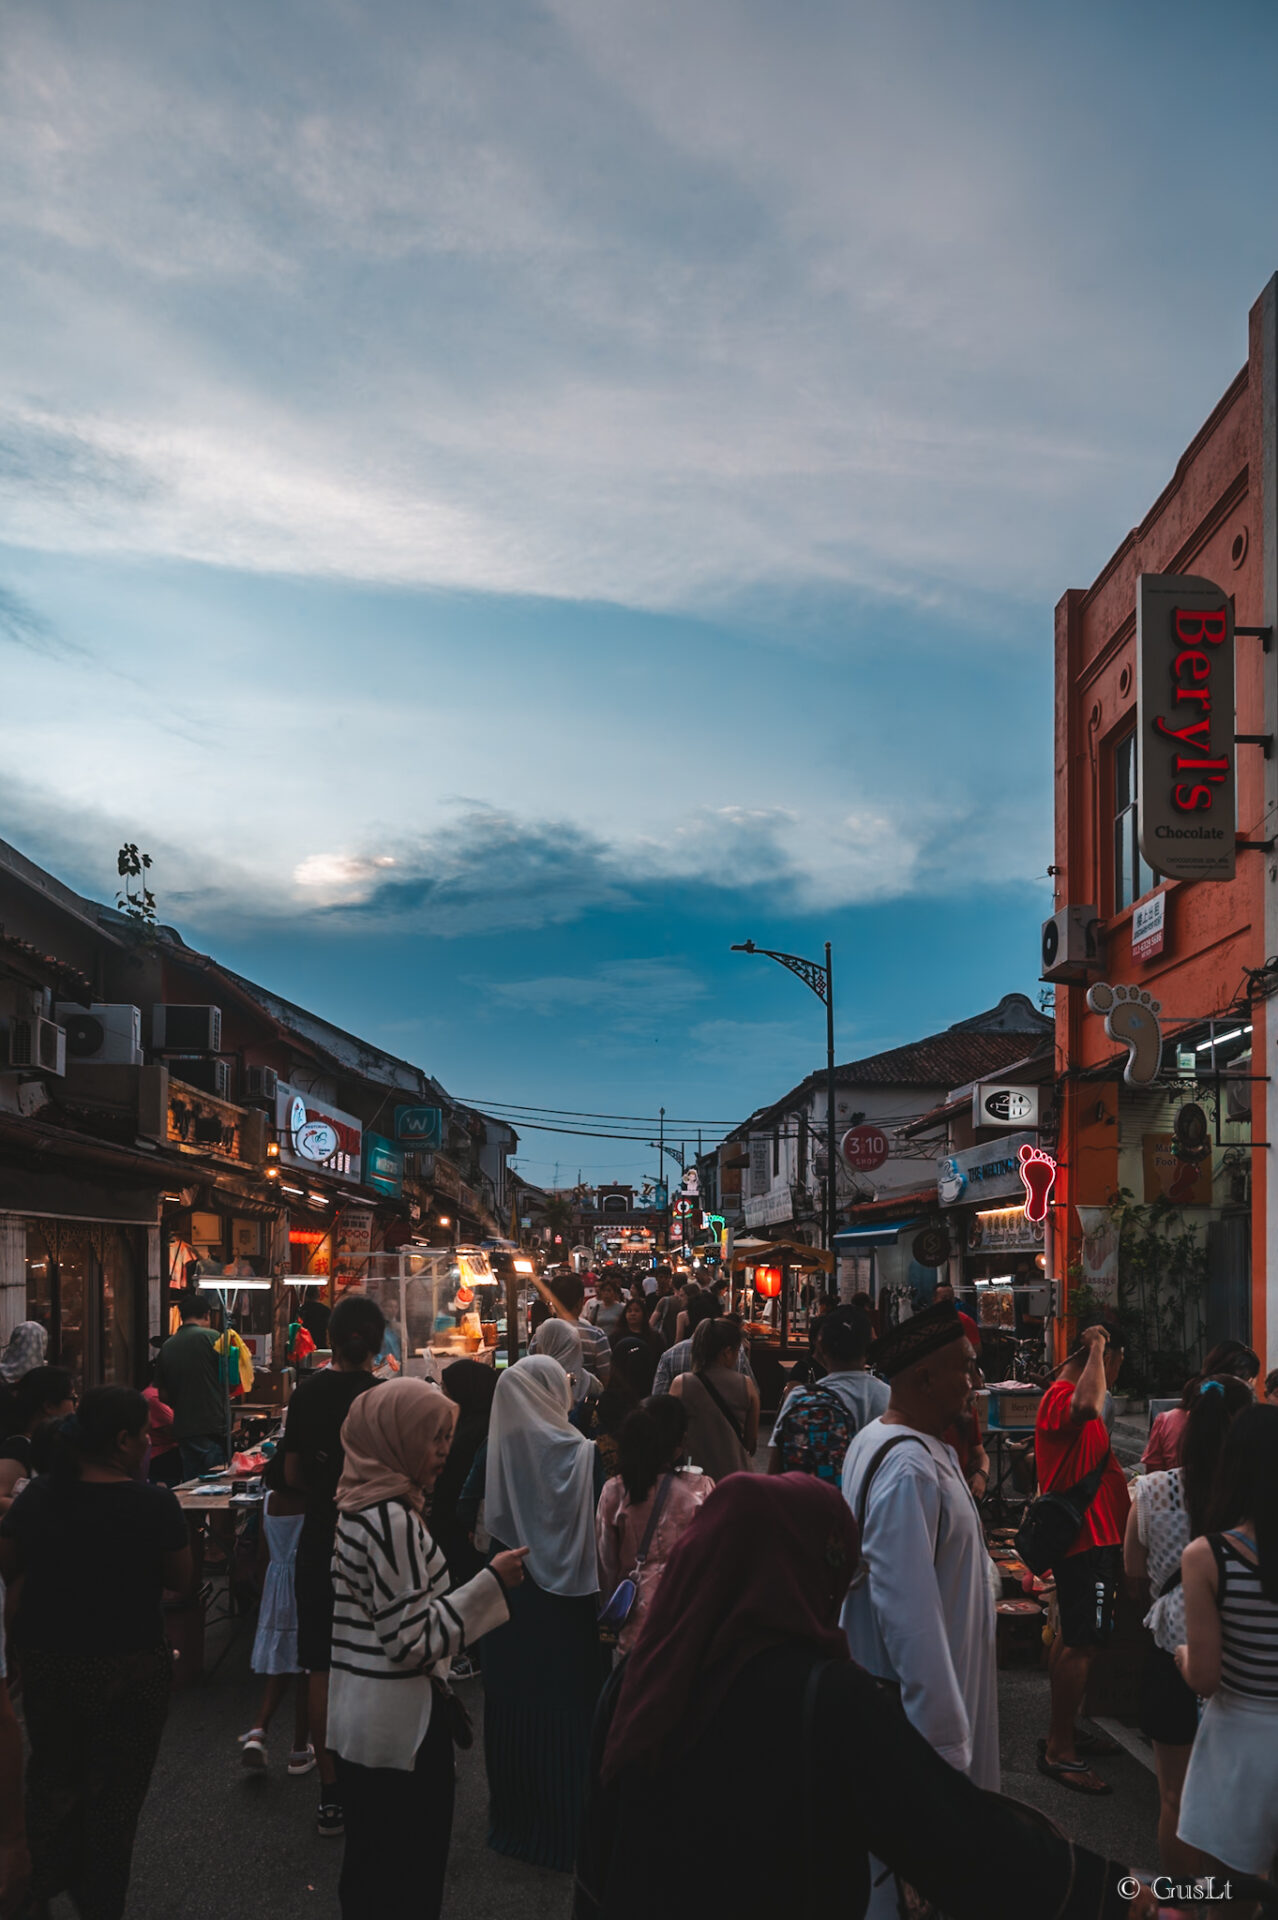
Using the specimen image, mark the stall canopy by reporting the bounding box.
[833,1218,920,1250]
[729,1237,834,1273]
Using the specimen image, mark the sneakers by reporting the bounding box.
[238,1728,268,1770]
[317,1796,344,1838]
[288,1743,317,1777]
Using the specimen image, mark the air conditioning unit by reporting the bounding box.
[153,1004,222,1052]
[243,1064,278,1103]
[1041,905,1101,981]
[169,1055,232,1099]
[55,1003,143,1066]
[9,1017,66,1076]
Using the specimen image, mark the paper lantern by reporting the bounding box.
[754,1265,782,1299]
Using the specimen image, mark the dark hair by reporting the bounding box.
[1201,1340,1260,1384]
[52,1386,148,1486]
[180,1291,214,1322]
[1181,1375,1253,1536]
[691,1316,742,1373]
[816,1307,873,1370]
[618,1396,689,1504]
[1205,1403,1278,1601]
[596,1275,621,1298]
[622,1295,651,1329]
[328,1294,386,1368]
[1069,1313,1123,1362]
[686,1290,719,1334]
[1267,1369,1278,1399]
[550,1274,585,1315]
[14,1366,74,1432]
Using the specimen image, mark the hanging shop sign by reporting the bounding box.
[1085,981,1164,1086]
[1142,1133,1213,1206]
[1131,890,1166,964]
[393,1105,443,1147]
[363,1132,405,1198]
[972,1084,1040,1131]
[1016,1144,1057,1223]
[937,1132,1035,1208]
[841,1124,890,1173]
[275,1084,363,1184]
[967,1205,1044,1253]
[1136,573,1235,882]
[912,1226,951,1268]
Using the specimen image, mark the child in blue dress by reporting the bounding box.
[238,1451,313,1774]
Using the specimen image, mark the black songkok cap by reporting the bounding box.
[870,1303,968,1381]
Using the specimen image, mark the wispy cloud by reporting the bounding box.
[0,0,1246,614]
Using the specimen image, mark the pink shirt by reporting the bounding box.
[1142,1407,1187,1472]
[596,1470,714,1652]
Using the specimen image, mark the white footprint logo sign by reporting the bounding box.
[1086,982,1163,1087]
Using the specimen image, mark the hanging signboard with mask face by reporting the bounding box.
[1136,573,1235,882]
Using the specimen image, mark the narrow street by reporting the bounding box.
[120,1633,1159,1920]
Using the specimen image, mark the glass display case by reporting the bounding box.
[358,1247,503,1372]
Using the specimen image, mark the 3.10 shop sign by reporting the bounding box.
[1137,573,1235,883]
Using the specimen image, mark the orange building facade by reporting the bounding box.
[1053,275,1278,1379]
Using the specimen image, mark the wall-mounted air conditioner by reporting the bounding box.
[9,1017,66,1076]
[153,1004,222,1051]
[170,1055,232,1099]
[1041,906,1101,981]
[243,1064,278,1103]
[55,1003,143,1066]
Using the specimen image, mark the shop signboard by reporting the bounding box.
[971,1084,1040,1131]
[1142,1133,1213,1206]
[1131,891,1166,964]
[1136,573,1235,882]
[333,1208,374,1290]
[393,1105,443,1147]
[841,1124,890,1172]
[937,1132,1035,1208]
[364,1132,405,1198]
[275,1084,363,1185]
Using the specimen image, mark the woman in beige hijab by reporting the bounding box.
[328,1378,527,1920]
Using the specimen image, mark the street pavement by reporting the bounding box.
[117,1621,1161,1917]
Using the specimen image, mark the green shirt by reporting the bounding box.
[154,1324,224,1441]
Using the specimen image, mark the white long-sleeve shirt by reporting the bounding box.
[328,1498,509,1771]
[840,1417,999,1790]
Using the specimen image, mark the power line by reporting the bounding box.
[460,1097,744,1126]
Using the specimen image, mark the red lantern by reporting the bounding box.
[754,1265,782,1299]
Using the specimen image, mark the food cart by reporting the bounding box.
[729,1237,835,1408]
[357,1247,504,1373]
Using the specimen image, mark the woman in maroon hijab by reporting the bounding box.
[575,1475,1161,1920]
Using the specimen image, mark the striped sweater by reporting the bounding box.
[328,1499,509,1770]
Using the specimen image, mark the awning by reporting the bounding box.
[833,1217,919,1249]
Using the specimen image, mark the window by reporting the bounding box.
[1113,731,1158,912]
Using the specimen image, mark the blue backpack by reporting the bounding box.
[772,1384,857,1483]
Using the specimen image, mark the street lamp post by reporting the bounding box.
[731,939,838,1253]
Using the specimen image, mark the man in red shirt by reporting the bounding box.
[1034,1320,1130,1795]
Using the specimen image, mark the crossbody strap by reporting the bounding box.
[854,1433,932,1534]
[631,1473,674,1574]
[696,1369,748,1446]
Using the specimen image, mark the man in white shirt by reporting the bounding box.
[841,1303,996,1915]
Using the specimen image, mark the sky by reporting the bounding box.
[4,0,1278,1188]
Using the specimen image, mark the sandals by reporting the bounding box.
[1036,1739,1113,1795]
[1072,1724,1121,1758]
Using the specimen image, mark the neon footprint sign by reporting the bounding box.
[1018,1144,1057,1223]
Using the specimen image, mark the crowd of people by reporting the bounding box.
[0,1269,1268,1916]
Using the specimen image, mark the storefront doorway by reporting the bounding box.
[24,1220,147,1388]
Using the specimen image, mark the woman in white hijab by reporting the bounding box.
[481,1356,609,1873]
[530,1319,600,1410]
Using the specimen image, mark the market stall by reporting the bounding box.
[358,1246,504,1372]
[729,1237,834,1408]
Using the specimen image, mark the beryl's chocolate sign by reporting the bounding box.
[1137,573,1235,882]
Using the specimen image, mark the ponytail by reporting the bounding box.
[690,1315,742,1375]
[328,1294,386,1369]
[1181,1374,1252,1536]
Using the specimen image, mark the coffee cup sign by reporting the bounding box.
[841,1124,889,1172]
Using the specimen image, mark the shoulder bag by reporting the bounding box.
[597,1471,675,1630]
[1014,1421,1110,1577]
[845,1432,933,1590]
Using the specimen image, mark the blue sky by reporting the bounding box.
[3,0,1278,1185]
